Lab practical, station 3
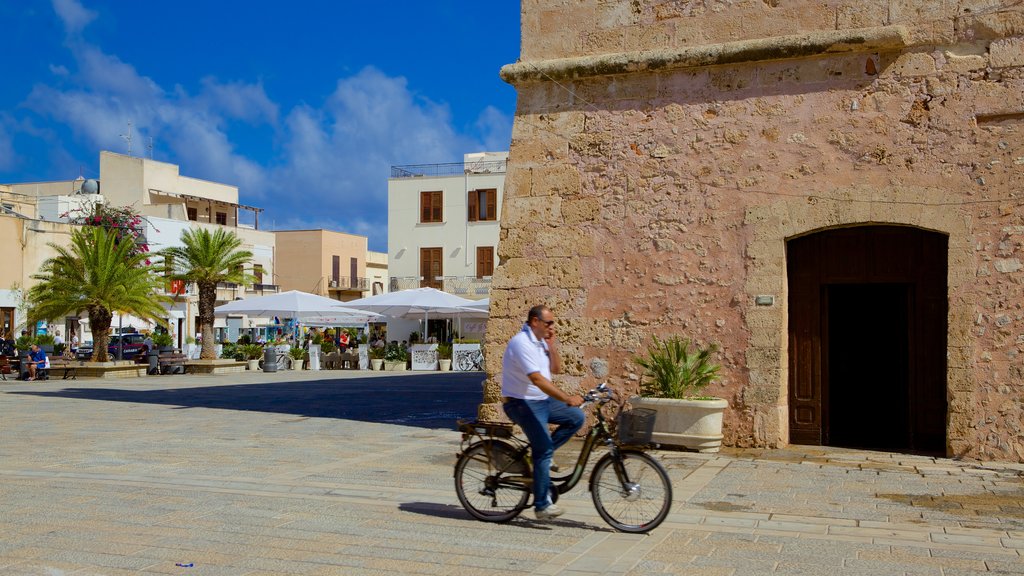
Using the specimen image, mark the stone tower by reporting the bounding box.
[484,1,1024,462]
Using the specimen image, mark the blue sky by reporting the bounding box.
[0,0,520,251]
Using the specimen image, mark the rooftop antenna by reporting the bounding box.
[146,137,154,159]
[120,121,133,157]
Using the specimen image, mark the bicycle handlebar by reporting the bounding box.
[581,382,614,409]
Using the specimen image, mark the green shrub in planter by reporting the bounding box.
[436,343,452,360]
[238,343,265,360]
[152,332,174,348]
[633,336,720,399]
[288,347,306,361]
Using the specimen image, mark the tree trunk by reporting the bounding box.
[88,305,112,362]
[198,281,217,359]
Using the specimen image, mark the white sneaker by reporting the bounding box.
[535,504,565,520]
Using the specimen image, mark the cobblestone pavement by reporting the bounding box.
[1,371,1022,575]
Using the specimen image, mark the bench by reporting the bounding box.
[155,352,189,375]
[47,359,81,380]
[0,356,18,381]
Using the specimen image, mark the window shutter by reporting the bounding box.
[468,190,478,222]
[485,190,497,220]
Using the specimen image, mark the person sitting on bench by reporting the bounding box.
[26,344,49,381]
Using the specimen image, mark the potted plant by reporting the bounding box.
[369,345,385,371]
[152,332,174,353]
[35,333,56,354]
[436,343,452,371]
[383,342,408,371]
[239,343,264,370]
[631,336,728,453]
[288,346,305,370]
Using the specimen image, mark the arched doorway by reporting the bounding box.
[787,226,948,454]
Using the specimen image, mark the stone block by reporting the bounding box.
[989,37,1024,68]
[532,163,581,197]
[562,197,602,225]
[501,196,562,229]
[889,52,938,77]
[943,52,987,73]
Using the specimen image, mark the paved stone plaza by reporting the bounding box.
[1,371,1022,575]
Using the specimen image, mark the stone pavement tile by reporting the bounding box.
[930,533,1005,547]
[1002,538,1024,549]
[628,560,733,575]
[985,560,1024,574]
[856,549,987,571]
[756,520,828,534]
[842,557,943,574]
[828,525,931,541]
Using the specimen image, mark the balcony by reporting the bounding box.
[389,275,491,296]
[327,276,368,292]
[216,282,240,301]
[246,283,280,295]
[390,159,506,179]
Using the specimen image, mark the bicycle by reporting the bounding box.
[454,383,673,533]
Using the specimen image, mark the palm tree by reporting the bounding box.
[27,227,171,362]
[162,228,253,359]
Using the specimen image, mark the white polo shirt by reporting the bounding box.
[501,324,550,400]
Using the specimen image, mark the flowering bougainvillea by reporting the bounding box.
[61,203,151,262]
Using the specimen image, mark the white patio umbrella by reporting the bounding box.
[215,290,378,322]
[345,288,476,337]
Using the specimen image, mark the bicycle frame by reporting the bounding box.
[458,390,625,498]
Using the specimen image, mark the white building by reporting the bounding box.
[7,151,278,348]
[386,151,504,340]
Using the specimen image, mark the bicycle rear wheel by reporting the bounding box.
[589,449,672,533]
[454,441,530,522]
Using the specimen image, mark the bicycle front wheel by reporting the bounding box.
[589,449,672,533]
[454,441,530,522]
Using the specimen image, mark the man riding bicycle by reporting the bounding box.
[501,305,584,520]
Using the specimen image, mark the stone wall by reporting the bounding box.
[486,0,1024,461]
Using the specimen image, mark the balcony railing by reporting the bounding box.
[390,159,507,179]
[390,275,491,296]
[246,283,279,294]
[327,276,368,291]
[216,282,240,301]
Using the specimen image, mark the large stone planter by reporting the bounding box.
[384,361,407,371]
[630,396,728,453]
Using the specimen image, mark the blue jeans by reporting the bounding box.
[502,397,585,511]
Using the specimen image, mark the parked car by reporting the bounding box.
[75,334,148,361]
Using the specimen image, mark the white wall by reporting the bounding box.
[387,152,506,295]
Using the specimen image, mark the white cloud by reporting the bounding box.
[51,0,96,35]
[49,64,69,77]
[198,78,278,124]
[19,9,512,251]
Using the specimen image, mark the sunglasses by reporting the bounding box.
[537,319,554,326]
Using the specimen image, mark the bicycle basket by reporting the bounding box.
[617,408,656,445]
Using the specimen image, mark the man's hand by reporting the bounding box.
[564,394,584,407]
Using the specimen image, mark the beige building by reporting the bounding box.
[274,229,387,301]
[6,152,278,347]
[0,185,79,339]
[485,1,1024,462]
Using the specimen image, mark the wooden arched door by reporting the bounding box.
[787,226,948,454]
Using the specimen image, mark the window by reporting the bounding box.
[253,264,264,284]
[420,247,442,289]
[468,189,497,222]
[332,255,340,286]
[476,246,494,278]
[420,191,443,223]
[215,212,227,225]
[186,207,198,221]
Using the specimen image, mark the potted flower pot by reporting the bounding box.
[371,358,384,371]
[439,359,452,371]
[632,336,728,453]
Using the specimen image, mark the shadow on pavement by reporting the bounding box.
[9,372,485,430]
